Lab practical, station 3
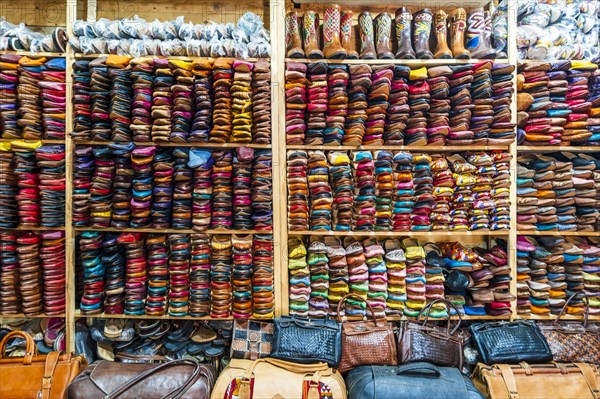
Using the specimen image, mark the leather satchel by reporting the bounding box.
[271,316,342,367]
[346,362,484,399]
[470,320,553,365]
[230,319,274,360]
[0,330,87,399]
[67,359,216,399]
[539,294,600,364]
[397,299,468,369]
[472,362,600,399]
[336,294,397,374]
[211,357,346,399]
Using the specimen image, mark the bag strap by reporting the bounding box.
[396,362,441,378]
[104,359,202,399]
[574,363,600,399]
[0,330,37,363]
[336,293,381,326]
[497,364,519,399]
[555,293,590,328]
[39,351,61,399]
[416,298,463,335]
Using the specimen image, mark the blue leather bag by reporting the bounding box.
[346,363,484,399]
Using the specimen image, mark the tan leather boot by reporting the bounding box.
[286,12,305,58]
[323,4,347,59]
[341,10,358,59]
[433,10,452,59]
[374,12,394,59]
[303,11,324,59]
[449,8,471,59]
[358,11,376,59]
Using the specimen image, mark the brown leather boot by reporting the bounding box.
[323,4,347,59]
[413,9,433,59]
[303,11,324,59]
[449,8,471,59]
[286,12,305,58]
[433,10,452,59]
[341,10,358,59]
[394,7,415,59]
[358,11,376,59]
[466,9,496,59]
[374,12,394,59]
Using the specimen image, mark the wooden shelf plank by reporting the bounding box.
[74,311,273,321]
[290,0,493,6]
[517,314,600,321]
[73,140,271,149]
[73,54,267,62]
[288,230,509,237]
[0,313,66,319]
[285,58,508,65]
[517,146,600,153]
[0,139,66,144]
[0,51,65,57]
[517,231,600,237]
[74,227,271,235]
[3,226,65,231]
[286,144,510,151]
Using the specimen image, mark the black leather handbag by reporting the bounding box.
[271,316,342,367]
[470,320,553,365]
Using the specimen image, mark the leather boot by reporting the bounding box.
[466,8,496,59]
[374,12,394,59]
[433,10,452,59]
[358,11,376,59]
[394,7,415,59]
[323,4,347,59]
[286,12,305,58]
[303,11,324,59]
[449,8,470,59]
[341,10,358,59]
[413,9,433,59]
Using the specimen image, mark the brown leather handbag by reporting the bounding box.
[0,330,87,399]
[397,298,468,369]
[539,294,600,364]
[336,294,397,374]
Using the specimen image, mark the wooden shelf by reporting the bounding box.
[517,146,600,153]
[73,140,271,149]
[285,58,509,65]
[0,313,65,319]
[0,51,65,57]
[3,226,65,231]
[290,0,493,6]
[74,227,270,235]
[517,314,600,321]
[74,311,271,321]
[286,144,510,151]
[74,54,267,62]
[386,314,511,321]
[0,139,65,144]
[288,230,509,237]
[517,231,600,237]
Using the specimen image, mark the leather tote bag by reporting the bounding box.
[230,319,274,360]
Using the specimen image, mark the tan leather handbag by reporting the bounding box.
[336,294,397,374]
[472,362,600,399]
[0,330,87,399]
[211,358,346,399]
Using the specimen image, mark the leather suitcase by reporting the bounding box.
[345,362,484,399]
[472,362,600,399]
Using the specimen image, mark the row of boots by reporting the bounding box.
[286,5,497,60]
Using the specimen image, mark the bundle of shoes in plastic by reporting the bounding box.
[70,13,270,58]
[286,61,515,146]
[285,4,501,60]
[0,18,68,52]
[72,56,270,144]
[517,0,600,61]
[286,150,511,232]
[517,152,600,232]
[517,60,600,145]
[77,232,274,318]
[287,237,513,318]
[516,235,600,316]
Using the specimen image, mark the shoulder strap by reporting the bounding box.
[39,351,61,399]
[497,364,519,399]
[574,363,600,399]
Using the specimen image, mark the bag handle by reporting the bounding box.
[574,363,600,399]
[416,298,463,335]
[336,293,382,327]
[104,359,203,399]
[497,364,519,399]
[555,292,590,328]
[0,330,38,364]
[396,362,441,378]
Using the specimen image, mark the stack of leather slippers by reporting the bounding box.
[210,235,233,318]
[251,59,271,144]
[517,236,550,315]
[0,232,19,313]
[253,234,275,318]
[448,64,474,145]
[107,56,132,142]
[189,233,211,317]
[190,149,213,231]
[307,237,329,318]
[411,153,433,231]
[285,62,307,145]
[79,231,104,315]
[467,152,495,231]
[588,68,600,145]
[423,243,445,307]
[13,141,41,227]
[89,57,111,141]
[101,233,125,314]
[364,238,387,318]
[563,61,596,145]
[109,142,134,228]
[401,238,426,317]
[365,65,391,147]
[491,151,512,231]
[308,150,332,231]
[406,67,429,146]
[209,58,234,143]
[288,237,310,317]
[570,153,599,231]
[169,59,193,142]
[490,63,516,144]
[190,59,213,142]
[41,231,66,316]
[231,234,253,318]
[0,144,18,228]
[517,61,556,145]
[172,149,193,229]
[305,62,327,145]
[151,58,173,142]
[88,149,114,228]
[233,147,253,230]
[325,64,349,145]
[325,237,349,316]
[345,64,371,146]
[72,146,93,227]
[483,241,513,316]
[231,60,253,143]
[35,145,65,228]
[352,151,376,231]
[168,234,190,317]
[426,66,451,145]
[470,62,493,145]
[146,234,168,316]
[384,239,407,317]
[392,152,413,231]
[430,155,452,230]
[0,54,21,139]
[252,149,273,230]
[287,151,309,231]
[211,150,233,230]
[130,146,156,228]
[119,232,147,316]
[328,151,353,231]
[17,57,44,139]
[447,154,476,231]
[151,150,174,229]
[343,237,368,318]
[18,232,43,316]
[130,57,154,143]
[374,150,393,231]
[384,65,409,145]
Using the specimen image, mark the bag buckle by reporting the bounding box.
[42,376,53,389]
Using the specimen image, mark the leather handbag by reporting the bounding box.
[346,362,484,399]
[230,319,274,360]
[211,357,346,399]
[336,294,397,374]
[470,320,553,365]
[0,330,87,399]
[67,359,216,399]
[539,294,600,364]
[397,299,468,369]
[271,315,342,367]
[472,362,600,399]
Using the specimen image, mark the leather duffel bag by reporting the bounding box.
[212,357,347,399]
[472,362,600,399]
[0,330,87,399]
[345,362,484,399]
[67,359,216,399]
